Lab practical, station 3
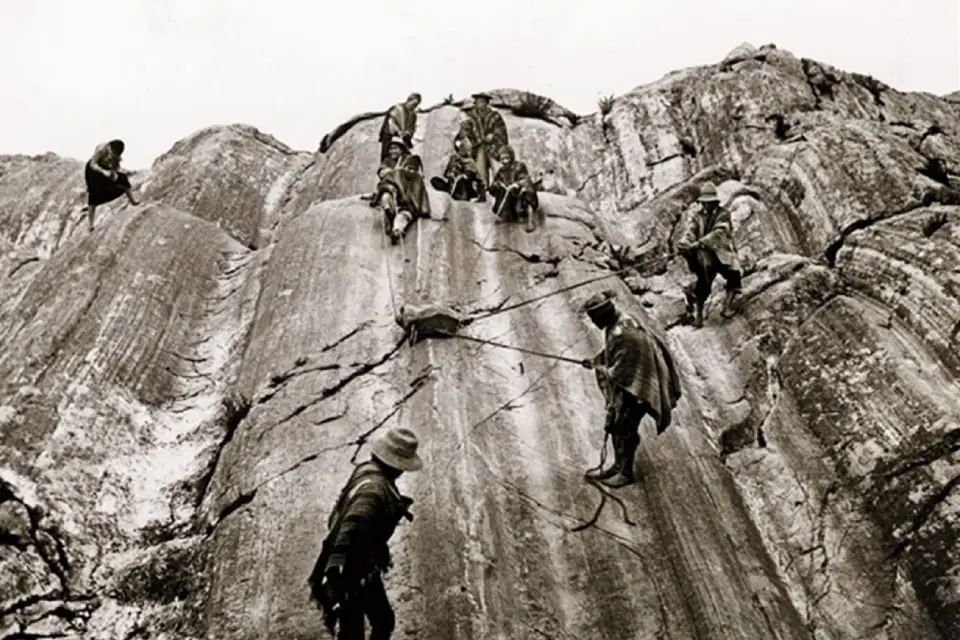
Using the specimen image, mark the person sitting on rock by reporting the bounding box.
[378,93,421,162]
[308,426,423,640]
[372,138,431,244]
[455,92,509,189]
[675,181,743,327]
[488,145,539,232]
[432,138,484,202]
[579,290,682,488]
[83,139,139,232]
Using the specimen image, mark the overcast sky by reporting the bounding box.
[2,0,958,169]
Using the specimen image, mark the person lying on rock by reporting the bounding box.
[579,290,682,488]
[675,181,743,327]
[308,426,422,640]
[488,145,538,233]
[432,138,484,202]
[378,92,420,162]
[372,138,431,244]
[455,92,509,189]
[83,139,139,232]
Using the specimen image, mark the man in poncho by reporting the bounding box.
[372,137,431,244]
[83,139,140,232]
[378,93,421,162]
[488,145,539,232]
[308,426,423,640]
[455,92,509,189]
[675,181,743,327]
[431,138,484,202]
[580,290,682,488]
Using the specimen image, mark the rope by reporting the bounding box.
[433,329,588,366]
[583,432,611,477]
[380,200,400,318]
[465,252,675,326]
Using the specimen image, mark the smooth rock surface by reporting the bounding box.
[1,44,958,639]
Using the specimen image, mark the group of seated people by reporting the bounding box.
[370,92,542,244]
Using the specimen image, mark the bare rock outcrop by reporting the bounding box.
[1,44,958,639]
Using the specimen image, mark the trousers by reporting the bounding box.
[683,248,742,306]
[336,572,395,640]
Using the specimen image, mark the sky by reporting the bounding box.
[2,0,958,169]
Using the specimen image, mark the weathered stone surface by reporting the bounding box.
[1,43,959,639]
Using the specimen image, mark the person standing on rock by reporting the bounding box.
[488,145,539,232]
[431,137,485,202]
[378,93,421,162]
[675,181,743,327]
[579,290,682,488]
[371,138,431,245]
[83,139,139,232]
[455,92,509,189]
[308,426,423,640]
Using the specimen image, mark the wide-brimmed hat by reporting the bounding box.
[471,92,492,101]
[387,135,410,149]
[371,427,423,472]
[581,289,616,314]
[697,182,721,203]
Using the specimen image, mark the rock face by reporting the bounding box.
[1,45,959,639]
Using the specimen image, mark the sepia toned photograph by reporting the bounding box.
[1,1,958,638]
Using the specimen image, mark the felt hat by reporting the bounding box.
[581,289,617,313]
[697,181,721,203]
[471,92,493,101]
[371,427,423,472]
[388,136,410,149]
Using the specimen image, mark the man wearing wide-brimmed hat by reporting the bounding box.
[579,290,682,488]
[454,92,509,189]
[675,181,743,327]
[308,426,423,639]
[378,92,421,162]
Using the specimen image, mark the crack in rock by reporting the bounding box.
[823,188,960,267]
[206,367,433,534]
[257,320,376,405]
[889,473,960,558]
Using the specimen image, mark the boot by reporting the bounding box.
[721,290,740,317]
[585,437,620,480]
[599,436,637,488]
[693,303,704,328]
[524,206,536,233]
[393,211,413,243]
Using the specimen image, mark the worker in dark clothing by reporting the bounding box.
[431,137,485,202]
[371,137,431,244]
[308,426,423,640]
[83,139,139,232]
[455,92,509,189]
[580,290,682,488]
[378,93,421,161]
[675,181,743,327]
[488,145,539,232]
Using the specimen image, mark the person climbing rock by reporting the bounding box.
[378,93,421,162]
[431,138,484,202]
[455,92,509,189]
[83,139,139,232]
[488,145,538,232]
[308,426,423,640]
[580,290,682,488]
[675,181,743,327]
[372,138,431,244]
